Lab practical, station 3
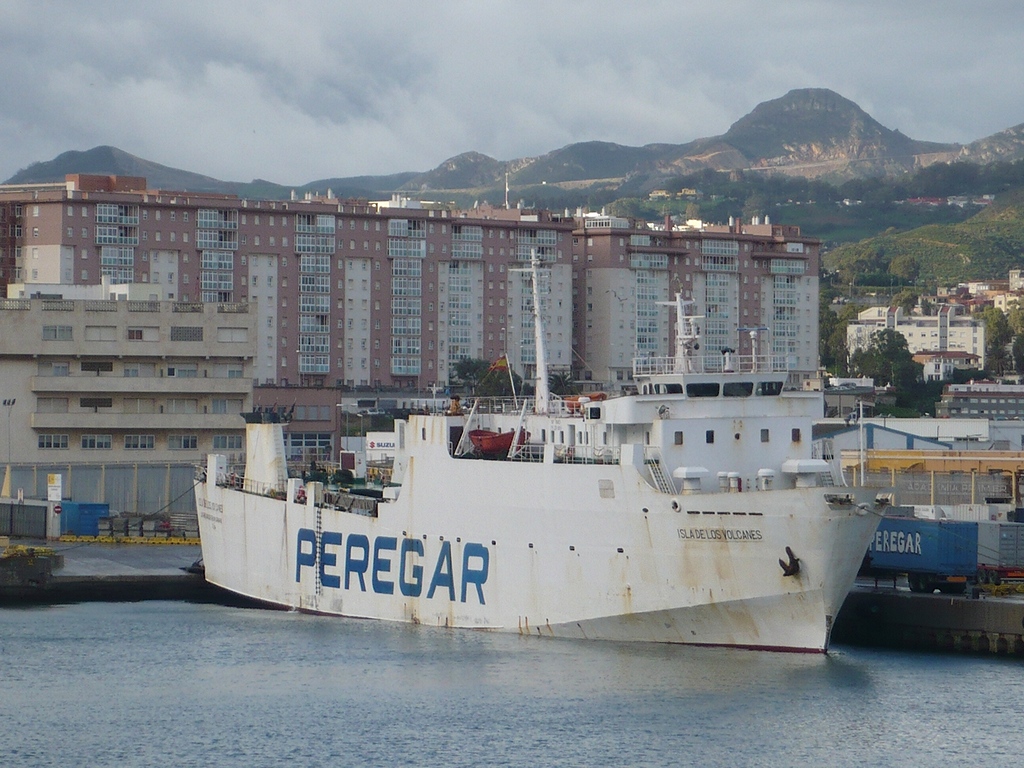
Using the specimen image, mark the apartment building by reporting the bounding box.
[0,290,254,466]
[0,177,576,393]
[570,214,821,386]
[0,175,823,469]
[936,382,1024,419]
[846,305,986,369]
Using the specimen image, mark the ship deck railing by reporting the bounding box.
[502,443,621,464]
[554,444,621,464]
[469,396,594,419]
[633,353,789,377]
[320,489,379,518]
[214,473,287,499]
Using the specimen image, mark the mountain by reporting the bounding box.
[6,89,1024,200]
[711,88,958,177]
[824,189,1024,284]
[962,123,1024,164]
[5,146,241,194]
[402,89,974,193]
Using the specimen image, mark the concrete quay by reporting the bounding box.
[5,541,1024,657]
[0,539,240,605]
[833,579,1024,656]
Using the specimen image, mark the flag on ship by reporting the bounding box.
[488,354,509,372]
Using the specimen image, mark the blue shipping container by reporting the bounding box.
[58,502,110,537]
[867,517,979,579]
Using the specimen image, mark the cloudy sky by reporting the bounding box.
[1,1,1022,185]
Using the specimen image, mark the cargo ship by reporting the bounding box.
[196,270,887,652]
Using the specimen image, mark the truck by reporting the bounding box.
[863,517,978,594]
[976,521,1024,585]
[862,516,1024,593]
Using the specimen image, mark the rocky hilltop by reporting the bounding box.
[7,89,1024,199]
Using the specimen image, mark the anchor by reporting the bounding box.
[779,546,800,577]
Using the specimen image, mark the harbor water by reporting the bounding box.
[3,601,1023,767]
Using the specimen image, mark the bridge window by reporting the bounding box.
[705,430,714,444]
[723,382,753,397]
[687,383,719,398]
[757,381,783,396]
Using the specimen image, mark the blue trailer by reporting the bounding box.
[864,517,979,594]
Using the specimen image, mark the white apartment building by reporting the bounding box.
[847,305,985,369]
[0,291,254,467]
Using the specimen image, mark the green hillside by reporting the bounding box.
[824,190,1024,285]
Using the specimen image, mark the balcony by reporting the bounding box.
[31,375,252,395]
[30,412,246,431]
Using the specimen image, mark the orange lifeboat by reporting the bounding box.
[562,392,608,413]
[468,429,530,456]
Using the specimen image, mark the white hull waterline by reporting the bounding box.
[196,290,887,652]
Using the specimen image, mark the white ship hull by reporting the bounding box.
[197,416,881,653]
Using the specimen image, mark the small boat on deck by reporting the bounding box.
[562,392,608,413]
[468,428,530,456]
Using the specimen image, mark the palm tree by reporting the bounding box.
[548,371,577,396]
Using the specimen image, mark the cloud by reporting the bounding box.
[1,0,1022,183]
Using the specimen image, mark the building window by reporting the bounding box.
[166,364,198,378]
[36,397,69,413]
[211,398,243,414]
[38,434,69,450]
[81,434,113,450]
[124,435,155,450]
[212,434,243,450]
[168,434,198,450]
[79,397,113,409]
[42,325,73,341]
[80,361,114,374]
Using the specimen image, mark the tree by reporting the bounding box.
[1013,334,1024,373]
[819,297,849,374]
[975,306,1012,369]
[1007,303,1024,336]
[892,289,919,314]
[451,358,491,393]
[741,192,768,222]
[989,345,1013,376]
[548,371,577,396]
[850,328,921,390]
[476,367,523,397]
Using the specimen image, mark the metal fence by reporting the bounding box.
[4,462,198,518]
[0,500,47,538]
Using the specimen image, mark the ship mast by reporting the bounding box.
[528,251,550,414]
[659,292,703,373]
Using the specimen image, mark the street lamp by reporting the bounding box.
[2,398,15,465]
[336,403,364,454]
[336,403,351,457]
